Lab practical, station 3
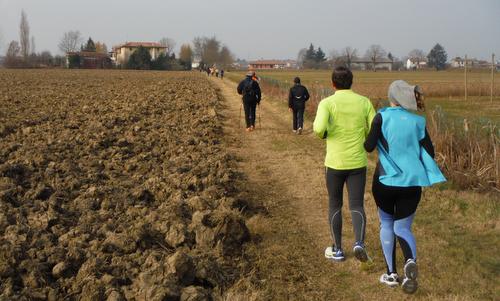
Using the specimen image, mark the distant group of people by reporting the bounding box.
[205,67,224,79]
[236,67,446,294]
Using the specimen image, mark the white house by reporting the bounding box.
[406,58,428,70]
[450,57,465,68]
[111,42,168,67]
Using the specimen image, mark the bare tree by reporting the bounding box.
[365,44,386,71]
[19,10,30,60]
[202,37,220,66]
[159,37,176,55]
[31,36,36,55]
[342,46,358,68]
[179,44,193,69]
[297,48,307,68]
[0,28,3,53]
[329,49,346,67]
[218,45,234,68]
[408,49,426,68]
[58,31,83,54]
[5,40,21,67]
[192,37,203,61]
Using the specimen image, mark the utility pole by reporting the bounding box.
[492,53,495,103]
[464,54,468,102]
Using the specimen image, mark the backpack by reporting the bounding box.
[243,80,255,98]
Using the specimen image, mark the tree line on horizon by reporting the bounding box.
[298,43,448,71]
[1,10,235,70]
[0,9,484,72]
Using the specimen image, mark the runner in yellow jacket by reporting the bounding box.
[313,66,375,262]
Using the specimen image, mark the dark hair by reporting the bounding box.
[414,86,425,111]
[331,66,353,89]
[294,77,300,84]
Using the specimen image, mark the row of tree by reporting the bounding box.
[192,36,234,70]
[2,10,235,71]
[298,43,448,71]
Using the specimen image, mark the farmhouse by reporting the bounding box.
[112,42,167,67]
[249,60,296,69]
[66,51,112,69]
[450,57,466,68]
[406,58,428,70]
[351,58,393,71]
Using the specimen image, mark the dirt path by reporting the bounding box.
[211,77,395,300]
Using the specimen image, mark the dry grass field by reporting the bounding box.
[227,69,500,122]
[214,77,499,300]
[227,70,500,191]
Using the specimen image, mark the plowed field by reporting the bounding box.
[0,70,250,300]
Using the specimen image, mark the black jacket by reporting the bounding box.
[237,76,262,104]
[288,84,310,109]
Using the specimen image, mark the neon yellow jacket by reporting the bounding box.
[313,89,376,170]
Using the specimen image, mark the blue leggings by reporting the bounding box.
[373,175,421,274]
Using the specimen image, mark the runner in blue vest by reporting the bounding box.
[364,80,446,294]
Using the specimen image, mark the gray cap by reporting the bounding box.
[388,80,419,111]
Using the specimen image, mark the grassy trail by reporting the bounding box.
[211,77,499,301]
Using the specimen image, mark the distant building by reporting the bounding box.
[191,58,201,69]
[450,57,466,68]
[351,58,393,71]
[66,51,112,69]
[112,42,167,67]
[406,58,428,70]
[450,57,494,69]
[248,60,297,69]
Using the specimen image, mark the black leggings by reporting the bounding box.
[372,174,421,273]
[326,167,366,250]
[292,107,304,130]
[243,101,257,128]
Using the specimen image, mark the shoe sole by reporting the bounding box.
[353,246,368,262]
[402,278,418,294]
[404,260,418,280]
[325,256,345,262]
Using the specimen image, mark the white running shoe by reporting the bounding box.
[324,246,345,261]
[402,259,418,294]
[298,127,303,135]
[379,273,399,287]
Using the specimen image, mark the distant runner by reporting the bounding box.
[220,69,224,80]
[237,71,262,132]
[288,77,310,134]
[313,66,375,263]
[364,80,446,294]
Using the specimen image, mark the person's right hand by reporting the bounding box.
[288,108,292,112]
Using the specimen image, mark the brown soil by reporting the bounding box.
[0,70,251,300]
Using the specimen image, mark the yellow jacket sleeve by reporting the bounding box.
[313,100,330,139]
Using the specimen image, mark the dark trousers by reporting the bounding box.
[326,167,367,249]
[292,108,304,130]
[243,101,257,128]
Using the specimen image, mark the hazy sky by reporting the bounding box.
[0,0,499,60]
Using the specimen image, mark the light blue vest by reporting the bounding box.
[377,107,446,187]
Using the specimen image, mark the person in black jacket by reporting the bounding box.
[237,71,262,131]
[288,77,310,134]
